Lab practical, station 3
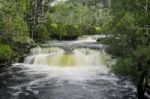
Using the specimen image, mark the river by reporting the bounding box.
[0,35,137,99]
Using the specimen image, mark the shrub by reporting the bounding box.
[79,25,97,35]
[112,57,137,76]
[65,25,81,39]
[0,44,12,62]
[37,25,49,41]
[134,46,150,71]
[47,24,57,38]
[56,23,67,40]
[47,24,82,40]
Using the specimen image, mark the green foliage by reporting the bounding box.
[105,0,150,77]
[12,36,34,44]
[0,44,12,62]
[112,57,137,76]
[50,1,111,26]
[69,0,111,7]
[112,12,135,35]
[0,0,29,38]
[46,23,82,40]
[56,23,67,40]
[43,13,84,40]
[65,25,81,39]
[47,24,58,38]
[0,0,36,64]
[0,0,30,51]
[79,25,97,35]
[27,0,54,39]
[38,0,112,40]
[134,46,150,70]
[37,25,49,41]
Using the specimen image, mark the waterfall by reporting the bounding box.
[8,37,136,99]
[24,46,111,74]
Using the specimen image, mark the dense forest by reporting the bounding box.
[0,0,150,99]
[0,0,111,62]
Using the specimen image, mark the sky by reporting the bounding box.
[51,0,67,6]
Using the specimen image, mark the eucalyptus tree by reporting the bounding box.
[108,1,150,98]
[0,0,28,43]
[27,0,54,40]
[110,0,150,55]
[0,0,30,62]
[50,2,89,25]
[50,1,111,26]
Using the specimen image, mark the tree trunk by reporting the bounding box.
[137,71,148,99]
[27,0,53,40]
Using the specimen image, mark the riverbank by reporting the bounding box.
[0,37,37,66]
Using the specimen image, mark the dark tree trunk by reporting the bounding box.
[137,71,148,99]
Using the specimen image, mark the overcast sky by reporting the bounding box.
[51,0,67,6]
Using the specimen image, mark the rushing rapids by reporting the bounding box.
[0,36,137,99]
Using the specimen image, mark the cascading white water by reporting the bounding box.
[30,46,64,55]
[24,46,110,74]
[7,36,136,99]
[24,47,64,64]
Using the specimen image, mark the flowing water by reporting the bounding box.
[0,36,137,99]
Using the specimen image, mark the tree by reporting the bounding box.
[0,0,29,42]
[27,0,54,40]
[49,1,111,26]
[106,0,150,98]
[37,24,49,41]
